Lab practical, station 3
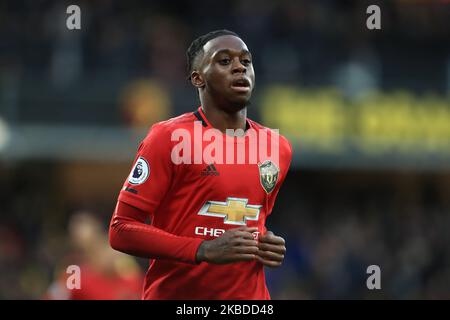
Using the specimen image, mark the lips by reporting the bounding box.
[231,78,251,87]
[230,78,251,93]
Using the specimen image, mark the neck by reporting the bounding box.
[200,95,247,133]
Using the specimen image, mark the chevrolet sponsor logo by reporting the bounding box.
[198,197,262,225]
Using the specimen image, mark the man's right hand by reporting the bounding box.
[195,227,259,264]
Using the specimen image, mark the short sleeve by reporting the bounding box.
[118,124,174,214]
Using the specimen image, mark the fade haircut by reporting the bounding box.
[186,29,239,80]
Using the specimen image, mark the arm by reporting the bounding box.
[111,124,259,265]
[109,124,204,264]
[109,200,203,264]
[110,201,260,265]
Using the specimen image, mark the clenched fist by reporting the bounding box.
[256,231,286,268]
[196,227,259,264]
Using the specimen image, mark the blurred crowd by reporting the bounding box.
[1,163,450,299]
[1,0,449,125]
[0,163,144,299]
[1,0,450,300]
[266,170,450,299]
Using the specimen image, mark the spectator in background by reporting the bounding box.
[46,211,143,300]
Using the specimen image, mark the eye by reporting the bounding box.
[219,58,231,65]
[241,59,252,65]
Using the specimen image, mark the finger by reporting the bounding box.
[259,231,275,240]
[231,254,257,262]
[258,242,286,254]
[259,234,285,245]
[233,230,258,240]
[256,249,284,262]
[234,238,258,247]
[255,256,282,268]
[241,227,259,235]
[234,246,259,254]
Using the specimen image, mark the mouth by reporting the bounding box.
[230,78,251,93]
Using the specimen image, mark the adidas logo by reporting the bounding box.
[201,164,220,176]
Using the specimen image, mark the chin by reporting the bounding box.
[228,95,252,109]
[226,101,249,113]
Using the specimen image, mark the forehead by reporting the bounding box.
[203,35,250,57]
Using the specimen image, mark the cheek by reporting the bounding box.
[206,69,228,88]
[249,67,256,84]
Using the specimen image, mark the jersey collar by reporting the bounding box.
[194,106,251,131]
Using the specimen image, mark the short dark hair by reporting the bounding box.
[186,29,239,79]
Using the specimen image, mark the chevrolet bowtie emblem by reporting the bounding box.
[198,197,262,225]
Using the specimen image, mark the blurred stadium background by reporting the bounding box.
[1,0,450,299]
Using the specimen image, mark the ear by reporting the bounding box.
[190,71,205,89]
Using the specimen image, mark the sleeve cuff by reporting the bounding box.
[187,237,205,265]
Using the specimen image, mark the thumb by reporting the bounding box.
[264,230,274,237]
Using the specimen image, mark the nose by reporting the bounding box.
[231,57,246,74]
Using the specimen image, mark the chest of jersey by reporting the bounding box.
[178,162,272,202]
[167,159,279,231]
[154,124,283,235]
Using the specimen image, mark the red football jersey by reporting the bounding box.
[116,107,292,299]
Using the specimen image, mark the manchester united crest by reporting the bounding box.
[258,160,280,194]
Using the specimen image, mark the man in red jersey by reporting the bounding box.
[109,30,292,299]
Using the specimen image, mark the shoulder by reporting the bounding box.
[142,111,197,142]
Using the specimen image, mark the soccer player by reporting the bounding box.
[109,30,292,299]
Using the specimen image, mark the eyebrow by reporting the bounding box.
[211,49,252,58]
